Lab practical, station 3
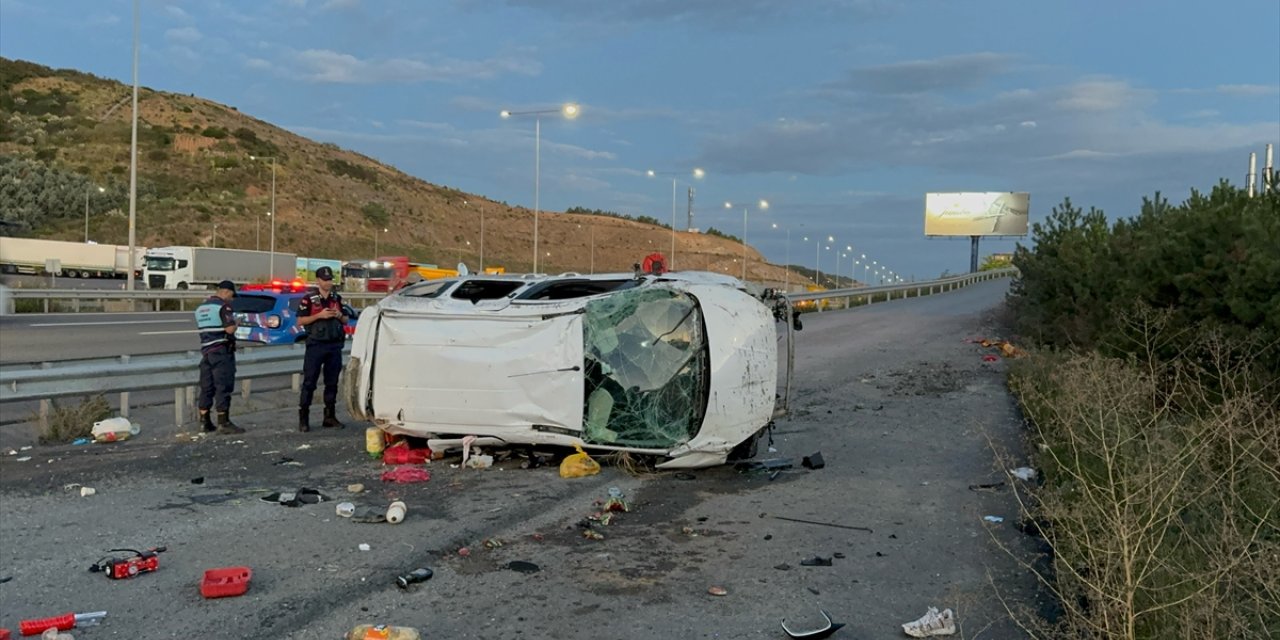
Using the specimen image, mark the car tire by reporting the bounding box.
[177,282,189,290]
[727,430,761,461]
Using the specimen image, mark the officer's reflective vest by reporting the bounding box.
[195,298,230,350]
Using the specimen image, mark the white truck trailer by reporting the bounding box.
[0,237,123,278]
[143,246,298,290]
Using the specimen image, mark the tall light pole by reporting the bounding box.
[499,103,581,273]
[772,222,791,292]
[212,223,218,248]
[374,227,387,257]
[724,199,768,281]
[250,155,277,276]
[125,0,140,290]
[861,254,869,284]
[647,168,705,270]
[84,185,104,243]
[256,212,261,251]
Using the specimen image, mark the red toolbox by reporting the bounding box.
[200,566,252,599]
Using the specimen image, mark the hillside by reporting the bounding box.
[0,57,808,286]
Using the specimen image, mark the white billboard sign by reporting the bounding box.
[924,192,1030,236]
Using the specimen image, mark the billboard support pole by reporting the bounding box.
[970,236,980,273]
[1247,152,1257,197]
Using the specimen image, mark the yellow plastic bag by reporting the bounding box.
[559,444,601,479]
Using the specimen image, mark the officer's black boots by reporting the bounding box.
[200,410,215,433]
[322,404,345,429]
[215,411,245,435]
[298,407,311,433]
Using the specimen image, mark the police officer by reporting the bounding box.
[297,265,348,432]
[196,280,244,434]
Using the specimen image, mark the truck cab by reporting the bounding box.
[143,247,193,290]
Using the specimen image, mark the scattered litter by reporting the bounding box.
[358,544,371,552]
[582,530,605,541]
[366,427,385,456]
[396,567,433,589]
[336,503,356,518]
[20,446,32,451]
[15,457,31,462]
[681,526,698,537]
[272,457,302,467]
[506,561,540,574]
[62,483,81,491]
[347,483,365,493]
[902,606,956,638]
[801,452,825,470]
[0,575,11,583]
[774,563,792,571]
[982,354,999,362]
[1011,467,1038,481]
[190,477,205,485]
[260,450,280,455]
[674,472,696,481]
[532,533,544,542]
[983,515,1004,524]
[200,567,251,599]
[707,585,728,597]
[71,438,91,446]
[229,440,245,445]
[464,454,494,469]
[381,466,431,484]
[735,458,793,472]
[800,556,833,567]
[457,547,471,557]
[91,417,139,443]
[79,487,96,498]
[387,501,407,524]
[781,609,846,640]
[260,488,330,507]
[833,552,846,559]
[482,538,503,549]
[5,449,16,455]
[608,487,624,498]
[968,481,1005,492]
[807,587,820,595]
[559,444,601,479]
[773,515,873,534]
[295,444,312,451]
[768,446,779,453]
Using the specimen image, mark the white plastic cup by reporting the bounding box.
[336,502,355,518]
[387,501,407,524]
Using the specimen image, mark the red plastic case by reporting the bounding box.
[200,567,252,598]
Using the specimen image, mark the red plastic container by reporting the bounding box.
[382,444,430,465]
[201,567,252,599]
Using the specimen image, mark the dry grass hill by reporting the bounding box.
[0,57,810,286]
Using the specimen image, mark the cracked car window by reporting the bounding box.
[582,287,708,448]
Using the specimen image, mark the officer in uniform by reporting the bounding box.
[297,266,348,432]
[195,280,244,434]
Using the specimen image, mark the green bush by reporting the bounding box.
[361,201,389,227]
[328,158,379,183]
[201,126,228,139]
[37,394,111,444]
[1009,184,1280,395]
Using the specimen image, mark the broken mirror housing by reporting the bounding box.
[345,270,785,468]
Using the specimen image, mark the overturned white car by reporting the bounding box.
[344,270,795,468]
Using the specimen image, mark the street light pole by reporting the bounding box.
[500,103,581,274]
[250,155,277,276]
[647,168,704,270]
[125,0,139,290]
[724,199,768,282]
[84,185,104,243]
[212,223,218,248]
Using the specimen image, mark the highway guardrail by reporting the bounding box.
[783,267,1016,308]
[0,343,349,432]
[2,288,386,313]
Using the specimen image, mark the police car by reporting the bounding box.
[232,281,358,345]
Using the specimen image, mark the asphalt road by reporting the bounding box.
[0,278,1048,639]
[0,312,200,363]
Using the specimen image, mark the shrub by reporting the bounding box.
[201,126,227,139]
[328,158,379,183]
[361,201,389,227]
[37,395,112,444]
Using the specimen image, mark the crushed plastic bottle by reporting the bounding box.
[346,624,421,640]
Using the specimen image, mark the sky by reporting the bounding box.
[2,0,1278,280]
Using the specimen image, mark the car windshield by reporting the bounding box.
[581,287,709,448]
[342,265,368,279]
[368,267,393,279]
[145,256,175,271]
[231,294,277,314]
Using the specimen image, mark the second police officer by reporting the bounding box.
[297,265,348,432]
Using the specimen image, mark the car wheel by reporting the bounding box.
[177,282,189,290]
[727,430,761,461]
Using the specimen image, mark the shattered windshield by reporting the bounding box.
[582,287,709,448]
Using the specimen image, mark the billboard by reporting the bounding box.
[924,192,1029,236]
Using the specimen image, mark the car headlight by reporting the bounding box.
[266,315,282,328]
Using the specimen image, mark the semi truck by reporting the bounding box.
[0,237,142,279]
[143,246,297,290]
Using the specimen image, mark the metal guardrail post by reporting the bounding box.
[241,379,251,403]
[185,386,196,422]
[292,373,301,392]
[174,388,184,427]
[119,354,131,418]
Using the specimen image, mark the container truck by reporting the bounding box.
[143,246,297,290]
[0,237,122,278]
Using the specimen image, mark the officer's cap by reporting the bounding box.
[315,266,334,281]
[217,280,237,295]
